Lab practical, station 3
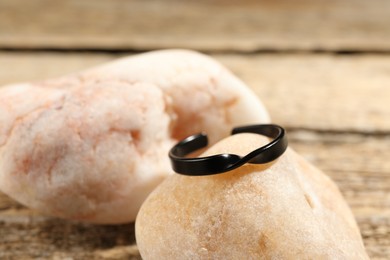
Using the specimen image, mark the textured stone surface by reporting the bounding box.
[136,134,369,259]
[0,50,269,224]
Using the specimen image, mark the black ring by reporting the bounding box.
[169,124,288,176]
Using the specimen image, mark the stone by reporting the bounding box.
[0,50,269,224]
[136,133,369,259]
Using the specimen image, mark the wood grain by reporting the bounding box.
[1,0,390,52]
[1,52,390,133]
[0,206,141,259]
[218,54,390,133]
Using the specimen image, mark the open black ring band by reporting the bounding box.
[169,124,288,176]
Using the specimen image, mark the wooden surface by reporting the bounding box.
[1,0,390,52]
[0,0,389,259]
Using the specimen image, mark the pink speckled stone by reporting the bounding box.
[0,50,269,223]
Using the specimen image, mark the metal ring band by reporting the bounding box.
[169,124,288,176]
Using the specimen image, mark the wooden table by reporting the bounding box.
[1,0,389,259]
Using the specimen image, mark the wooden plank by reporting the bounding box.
[216,54,390,133]
[0,206,141,259]
[1,52,390,133]
[0,132,389,259]
[1,0,390,52]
